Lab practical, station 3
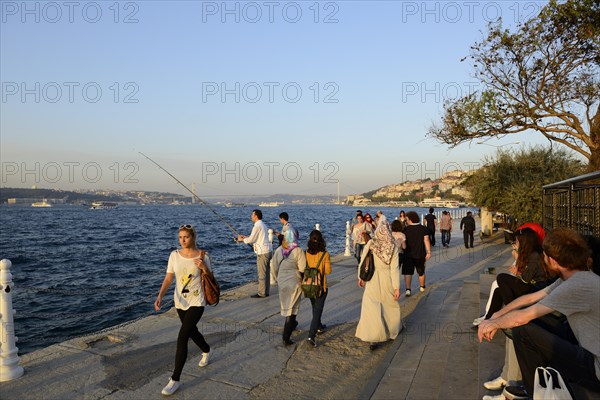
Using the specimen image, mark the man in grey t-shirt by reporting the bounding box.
[478,228,600,398]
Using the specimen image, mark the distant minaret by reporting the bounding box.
[192,182,196,204]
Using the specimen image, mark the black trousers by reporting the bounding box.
[463,230,474,247]
[172,306,210,381]
[513,315,600,395]
[309,289,328,339]
[485,273,535,319]
[428,229,436,246]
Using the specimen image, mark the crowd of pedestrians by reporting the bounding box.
[154,208,599,399]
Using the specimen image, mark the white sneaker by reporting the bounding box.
[419,286,426,292]
[405,289,411,297]
[198,349,211,367]
[483,376,507,390]
[482,395,505,400]
[473,316,485,326]
[161,379,181,396]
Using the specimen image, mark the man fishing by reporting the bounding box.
[237,209,273,298]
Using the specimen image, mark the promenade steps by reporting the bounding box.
[0,234,512,400]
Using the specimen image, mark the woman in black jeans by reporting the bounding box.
[305,230,332,347]
[485,227,551,320]
[154,224,212,396]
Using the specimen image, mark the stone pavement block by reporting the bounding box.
[370,367,414,400]
[0,345,111,400]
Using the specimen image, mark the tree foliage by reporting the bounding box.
[464,146,585,224]
[428,0,600,170]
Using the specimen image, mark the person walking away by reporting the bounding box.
[402,211,431,296]
[305,230,332,347]
[237,209,273,298]
[440,211,453,248]
[424,208,437,246]
[273,229,306,345]
[460,211,476,249]
[155,225,212,396]
[355,221,402,350]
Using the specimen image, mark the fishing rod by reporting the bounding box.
[139,152,246,241]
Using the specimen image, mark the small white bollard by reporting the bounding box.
[344,221,351,256]
[315,223,320,231]
[0,259,24,382]
[268,229,277,285]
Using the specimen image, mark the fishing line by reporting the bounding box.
[139,152,246,240]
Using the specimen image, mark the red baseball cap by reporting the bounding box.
[517,222,545,243]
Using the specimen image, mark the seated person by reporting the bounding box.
[478,228,600,399]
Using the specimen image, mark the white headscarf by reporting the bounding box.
[371,220,395,265]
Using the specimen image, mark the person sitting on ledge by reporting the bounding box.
[478,228,600,400]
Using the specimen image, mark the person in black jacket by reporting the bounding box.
[460,211,476,248]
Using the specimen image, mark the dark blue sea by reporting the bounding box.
[0,204,468,354]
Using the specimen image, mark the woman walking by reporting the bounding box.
[305,230,332,347]
[356,221,402,350]
[154,224,212,396]
[273,229,306,345]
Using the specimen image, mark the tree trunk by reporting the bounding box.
[589,148,600,172]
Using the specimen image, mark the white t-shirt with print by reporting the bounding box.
[166,250,211,309]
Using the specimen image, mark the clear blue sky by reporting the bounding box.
[1,0,557,197]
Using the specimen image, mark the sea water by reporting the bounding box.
[0,203,461,354]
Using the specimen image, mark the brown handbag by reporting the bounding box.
[201,269,220,306]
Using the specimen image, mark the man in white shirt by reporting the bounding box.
[238,209,273,298]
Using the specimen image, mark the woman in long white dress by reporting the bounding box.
[273,229,306,345]
[355,220,402,350]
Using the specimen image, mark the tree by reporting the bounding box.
[428,0,600,170]
[464,146,585,223]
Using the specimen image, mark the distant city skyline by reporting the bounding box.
[1,1,566,197]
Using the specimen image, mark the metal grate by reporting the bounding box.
[542,171,600,237]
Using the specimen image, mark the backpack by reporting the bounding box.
[302,252,326,299]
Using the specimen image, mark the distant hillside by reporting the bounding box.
[0,188,339,205]
[347,170,473,205]
[0,187,185,204]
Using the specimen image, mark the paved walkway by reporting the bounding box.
[1,233,512,399]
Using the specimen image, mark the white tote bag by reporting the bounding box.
[533,367,573,400]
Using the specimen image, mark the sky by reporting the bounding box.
[1,0,559,198]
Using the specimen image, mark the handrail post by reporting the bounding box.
[344,221,352,256]
[0,259,24,382]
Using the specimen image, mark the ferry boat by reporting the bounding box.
[90,201,118,209]
[418,198,446,208]
[444,201,461,209]
[418,198,463,208]
[258,202,281,207]
[32,200,52,207]
[223,202,245,207]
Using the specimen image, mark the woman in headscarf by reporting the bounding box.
[355,221,402,350]
[273,229,306,345]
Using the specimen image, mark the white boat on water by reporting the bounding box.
[419,198,462,208]
[444,201,461,209]
[223,202,245,207]
[32,200,52,207]
[90,201,118,209]
[258,202,281,207]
